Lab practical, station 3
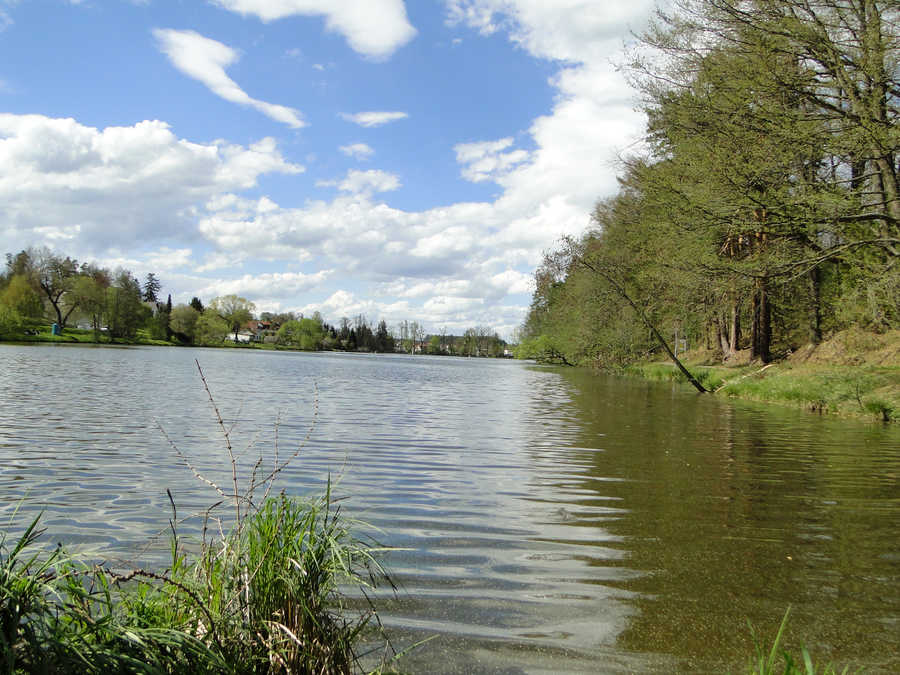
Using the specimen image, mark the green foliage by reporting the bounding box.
[519,0,900,373]
[0,304,23,335]
[276,318,325,351]
[170,304,201,343]
[0,274,42,320]
[209,295,255,341]
[105,270,149,340]
[148,308,171,341]
[195,309,230,345]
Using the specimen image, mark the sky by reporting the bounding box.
[0,0,656,338]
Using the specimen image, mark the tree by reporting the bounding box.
[32,248,81,330]
[195,308,230,345]
[189,296,204,313]
[0,274,42,320]
[71,267,110,340]
[276,317,325,350]
[633,0,900,342]
[106,270,148,340]
[375,320,394,353]
[209,294,256,342]
[142,273,161,303]
[169,304,200,343]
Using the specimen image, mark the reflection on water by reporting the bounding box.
[0,344,898,673]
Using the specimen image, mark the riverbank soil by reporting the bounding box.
[628,329,900,422]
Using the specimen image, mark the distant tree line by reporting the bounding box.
[518,0,899,370]
[0,247,508,356]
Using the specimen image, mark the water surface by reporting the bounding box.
[0,344,897,672]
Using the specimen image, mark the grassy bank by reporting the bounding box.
[624,330,900,423]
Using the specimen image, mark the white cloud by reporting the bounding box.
[146,247,194,270]
[338,169,400,194]
[340,111,408,127]
[0,113,303,252]
[195,270,332,302]
[445,0,651,63]
[153,28,305,128]
[212,0,416,59]
[454,137,530,183]
[339,142,374,160]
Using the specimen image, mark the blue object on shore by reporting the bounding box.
[51,323,60,335]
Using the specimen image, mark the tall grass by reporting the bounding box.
[1,360,396,674]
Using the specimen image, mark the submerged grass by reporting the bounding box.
[1,361,397,674]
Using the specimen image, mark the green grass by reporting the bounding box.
[624,361,750,392]
[1,361,398,674]
[2,491,388,673]
[624,361,899,422]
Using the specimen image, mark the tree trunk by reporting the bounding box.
[716,313,730,357]
[808,266,822,345]
[728,297,741,354]
[750,279,772,363]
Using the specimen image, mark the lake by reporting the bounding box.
[0,344,898,672]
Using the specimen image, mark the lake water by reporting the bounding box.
[1,344,898,672]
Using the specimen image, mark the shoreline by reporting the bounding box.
[621,357,899,424]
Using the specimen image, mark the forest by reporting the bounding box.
[517,0,899,373]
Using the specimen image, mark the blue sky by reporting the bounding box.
[0,0,654,337]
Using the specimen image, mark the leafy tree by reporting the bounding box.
[71,268,110,340]
[195,308,230,345]
[32,248,81,330]
[0,274,43,320]
[148,307,170,341]
[209,294,256,342]
[189,296,204,313]
[169,304,201,343]
[0,304,22,335]
[276,317,325,350]
[106,270,148,340]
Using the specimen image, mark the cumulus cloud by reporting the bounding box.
[445,0,649,62]
[212,0,416,59]
[194,270,332,302]
[436,0,654,293]
[338,169,400,194]
[153,28,305,128]
[0,113,303,252]
[339,142,374,160]
[454,137,530,183]
[340,111,408,127]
